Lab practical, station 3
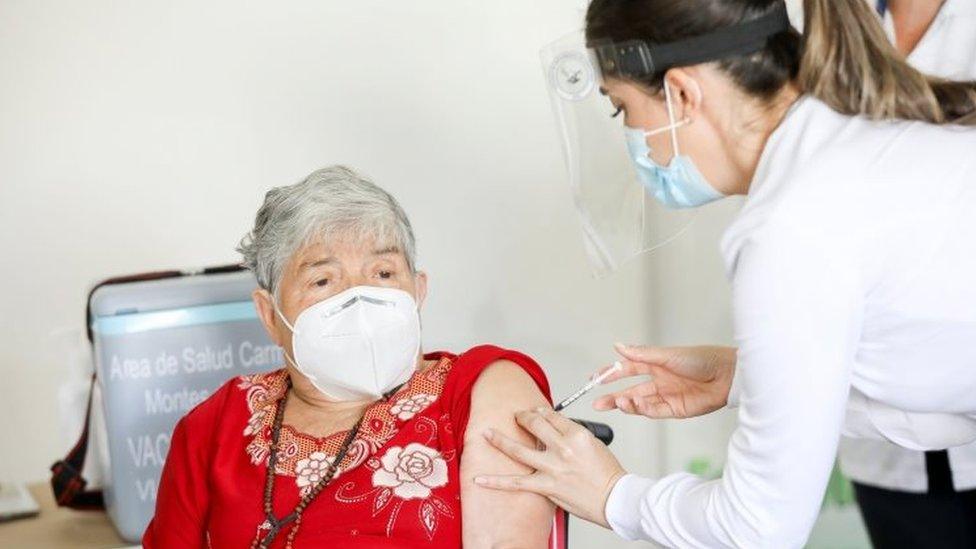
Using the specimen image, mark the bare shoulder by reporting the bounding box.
[471,360,547,404]
[467,359,550,437]
[473,359,539,389]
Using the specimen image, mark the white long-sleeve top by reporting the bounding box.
[605,96,976,548]
[839,0,976,493]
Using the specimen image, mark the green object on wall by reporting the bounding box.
[822,462,856,509]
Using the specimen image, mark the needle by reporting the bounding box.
[553,361,623,412]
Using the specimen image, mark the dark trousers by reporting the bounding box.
[853,450,976,549]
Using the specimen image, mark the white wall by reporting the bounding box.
[0,1,658,546]
[0,1,871,546]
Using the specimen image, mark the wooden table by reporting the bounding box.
[0,484,131,548]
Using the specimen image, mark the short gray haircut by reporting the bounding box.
[238,165,417,295]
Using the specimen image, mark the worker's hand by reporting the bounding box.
[592,343,736,419]
[473,407,626,528]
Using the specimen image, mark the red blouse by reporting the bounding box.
[143,345,551,548]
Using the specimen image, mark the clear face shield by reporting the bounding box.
[539,4,792,277]
[541,33,696,277]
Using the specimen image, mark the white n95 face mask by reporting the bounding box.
[274,286,422,401]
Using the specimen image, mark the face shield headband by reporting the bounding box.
[589,2,792,82]
[540,2,792,276]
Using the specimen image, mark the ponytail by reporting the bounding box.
[798,0,976,124]
[584,0,976,124]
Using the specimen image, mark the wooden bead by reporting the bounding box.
[253,377,364,548]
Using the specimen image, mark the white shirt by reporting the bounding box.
[605,97,976,547]
[839,0,976,493]
[880,0,976,81]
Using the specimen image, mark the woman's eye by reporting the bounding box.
[314,278,330,287]
[378,271,393,280]
[610,106,623,118]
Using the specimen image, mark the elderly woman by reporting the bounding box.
[143,166,554,548]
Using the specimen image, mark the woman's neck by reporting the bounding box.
[888,0,945,56]
[282,357,427,437]
[727,83,802,196]
[288,376,374,415]
[284,372,373,437]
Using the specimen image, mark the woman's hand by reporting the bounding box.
[592,343,736,419]
[473,408,626,528]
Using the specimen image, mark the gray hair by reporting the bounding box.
[238,165,417,295]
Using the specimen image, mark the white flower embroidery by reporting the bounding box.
[243,409,265,437]
[295,452,340,493]
[372,443,448,500]
[389,394,437,421]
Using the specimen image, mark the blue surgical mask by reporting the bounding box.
[624,83,724,209]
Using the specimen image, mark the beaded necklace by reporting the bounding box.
[251,378,364,549]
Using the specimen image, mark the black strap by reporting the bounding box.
[597,3,792,79]
[648,3,792,72]
[49,374,104,510]
[925,450,955,494]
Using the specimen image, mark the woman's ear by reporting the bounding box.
[252,288,285,347]
[414,271,429,309]
[663,68,704,122]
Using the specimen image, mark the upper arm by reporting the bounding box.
[460,360,555,549]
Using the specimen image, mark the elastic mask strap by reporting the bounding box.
[282,351,300,370]
[273,302,297,334]
[272,302,302,369]
[664,81,682,158]
[643,81,690,161]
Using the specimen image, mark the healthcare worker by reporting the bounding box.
[472,0,976,547]
[835,0,976,547]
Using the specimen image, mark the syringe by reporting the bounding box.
[553,361,623,412]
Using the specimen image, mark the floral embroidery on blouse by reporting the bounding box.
[389,393,438,421]
[372,443,449,499]
[237,356,452,497]
[334,414,457,541]
[295,452,341,491]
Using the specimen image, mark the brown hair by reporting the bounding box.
[585,0,976,124]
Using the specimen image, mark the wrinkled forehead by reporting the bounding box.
[289,227,405,270]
